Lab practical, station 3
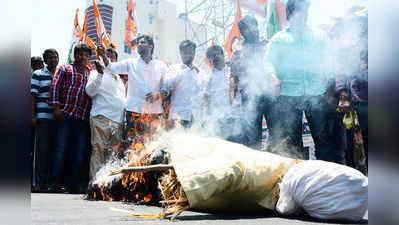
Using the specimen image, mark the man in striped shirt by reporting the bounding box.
[48,43,92,193]
[31,49,59,192]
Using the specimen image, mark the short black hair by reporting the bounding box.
[179,40,196,51]
[31,56,43,64]
[286,0,310,20]
[238,15,258,33]
[137,34,155,55]
[206,45,224,61]
[42,48,59,62]
[74,43,92,58]
[106,48,118,60]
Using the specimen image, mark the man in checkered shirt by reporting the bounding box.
[48,43,92,194]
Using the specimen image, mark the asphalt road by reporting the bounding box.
[32,193,368,225]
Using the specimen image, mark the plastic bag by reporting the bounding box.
[276,160,368,221]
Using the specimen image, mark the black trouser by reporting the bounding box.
[241,95,276,149]
[273,94,333,161]
[30,126,35,188]
[34,119,57,188]
[216,116,245,144]
[327,106,346,164]
[49,116,90,192]
[346,102,368,168]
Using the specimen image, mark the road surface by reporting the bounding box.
[32,193,368,225]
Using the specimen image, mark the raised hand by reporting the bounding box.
[97,44,106,59]
[94,60,104,74]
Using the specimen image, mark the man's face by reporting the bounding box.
[119,74,128,84]
[289,3,310,28]
[210,50,225,70]
[44,52,59,69]
[106,51,117,63]
[241,22,259,43]
[74,50,90,67]
[137,38,153,58]
[180,47,195,66]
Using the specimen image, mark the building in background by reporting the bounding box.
[85,0,207,66]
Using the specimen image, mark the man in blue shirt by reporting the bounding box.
[265,0,335,160]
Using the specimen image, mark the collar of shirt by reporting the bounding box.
[181,63,198,74]
[286,26,313,39]
[138,57,153,67]
[72,62,91,73]
[42,66,50,74]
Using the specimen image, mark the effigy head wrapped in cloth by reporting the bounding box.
[87,131,368,222]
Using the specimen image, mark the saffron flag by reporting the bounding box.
[275,0,287,29]
[81,11,88,42]
[67,9,83,64]
[81,11,97,56]
[223,0,242,60]
[79,11,95,70]
[92,0,116,49]
[125,0,140,50]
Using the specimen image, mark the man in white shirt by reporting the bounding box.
[162,40,205,129]
[204,45,238,141]
[86,48,126,179]
[97,35,167,153]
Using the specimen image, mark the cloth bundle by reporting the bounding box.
[276,160,368,221]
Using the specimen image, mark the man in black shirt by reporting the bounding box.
[230,16,280,149]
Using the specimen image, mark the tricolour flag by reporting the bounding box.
[125,0,140,50]
[92,0,116,49]
[67,9,83,64]
[266,0,287,39]
[223,0,242,60]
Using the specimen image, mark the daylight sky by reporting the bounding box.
[31,0,366,63]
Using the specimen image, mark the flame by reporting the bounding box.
[88,108,165,203]
[140,194,152,203]
[100,187,106,200]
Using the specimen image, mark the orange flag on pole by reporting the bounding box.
[81,11,97,56]
[125,0,140,50]
[79,11,95,70]
[275,0,287,30]
[92,0,116,49]
[81,11,88,42]
[223,0,242,60]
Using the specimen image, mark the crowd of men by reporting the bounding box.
[30,0,368,194]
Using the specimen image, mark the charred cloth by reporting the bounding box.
[84,144,169,205]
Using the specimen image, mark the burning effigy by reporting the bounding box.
[85,131,368,222]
